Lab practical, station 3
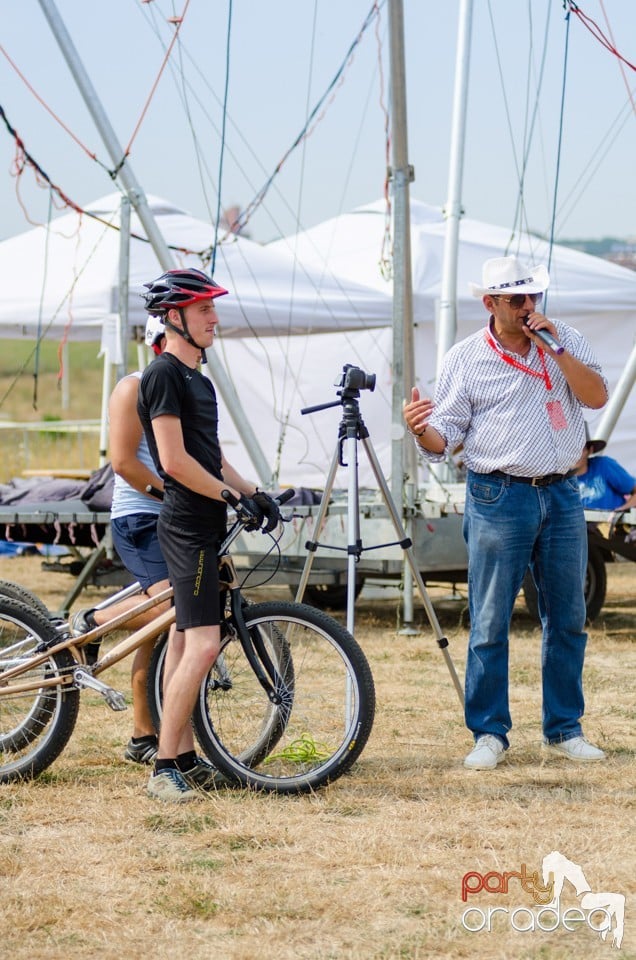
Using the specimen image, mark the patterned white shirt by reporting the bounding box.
[420,319,607,476]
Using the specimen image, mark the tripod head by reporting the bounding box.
[301,364,376,416]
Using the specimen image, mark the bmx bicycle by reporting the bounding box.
[0,490,375,794]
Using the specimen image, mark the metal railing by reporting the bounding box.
[0,420,101,478]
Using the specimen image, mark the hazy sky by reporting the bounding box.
[1,0,635,245]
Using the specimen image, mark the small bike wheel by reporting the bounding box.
[0,579,50,618]
[191,600,375,794]
[0,598,80,782]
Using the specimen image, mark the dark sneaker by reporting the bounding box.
[70,609,101,665]
[147,768,199,803]
[180,756,225,791]
[124,736,158,765]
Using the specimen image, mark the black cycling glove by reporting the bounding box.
[237,494,264,530]
[252,490,282,533]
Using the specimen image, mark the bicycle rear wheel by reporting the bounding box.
[191,600,375,794]
[0,598,80,782]
[0,579,50,618]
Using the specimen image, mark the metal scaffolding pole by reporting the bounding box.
[388,0,418,631]
[37,0,273,485]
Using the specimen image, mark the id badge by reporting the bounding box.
[546,400,568,430]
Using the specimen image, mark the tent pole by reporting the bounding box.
[99,346,111,468]
[117,196,131,382]
[37,0,273,486]
[429,0,473,487]
[594,338,636,443]
[437,0,474,377]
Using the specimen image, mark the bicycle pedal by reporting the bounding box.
[103,690,128,712]
[73,668,128,712]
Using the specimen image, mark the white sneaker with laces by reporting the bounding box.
[147,768,199,802]
[543,736,605,762]
[464,735,506,770]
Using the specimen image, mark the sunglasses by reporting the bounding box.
[494,291,543,309]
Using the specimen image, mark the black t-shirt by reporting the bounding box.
[138,353,227,530]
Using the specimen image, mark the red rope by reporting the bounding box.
[123,0,192,157]
[566,2,636,71]
[598,0,636,113]
[0,43,99,160]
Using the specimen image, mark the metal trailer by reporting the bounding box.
[229,489,636,623]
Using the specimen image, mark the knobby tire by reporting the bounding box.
[0,598,79,782]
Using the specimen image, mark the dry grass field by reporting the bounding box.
[0,554,633,960]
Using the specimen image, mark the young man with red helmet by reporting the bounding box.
[138,269,280,802]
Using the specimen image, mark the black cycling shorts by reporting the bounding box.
[157,516,225,630]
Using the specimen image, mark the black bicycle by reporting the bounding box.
[0,491,375,793]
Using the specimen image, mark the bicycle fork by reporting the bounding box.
[219,556,292,715]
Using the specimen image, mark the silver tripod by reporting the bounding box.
[295,365,464,707]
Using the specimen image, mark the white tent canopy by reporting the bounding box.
[271,198,636,324]
[257,199,636,480]
[0,193,634,482]
[0,193,391,349]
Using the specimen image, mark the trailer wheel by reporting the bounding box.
[522,542,607,623]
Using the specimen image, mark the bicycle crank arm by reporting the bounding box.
[73,668,128,711]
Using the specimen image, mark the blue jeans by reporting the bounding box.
[111,513,168,592]
[463,471,588,747]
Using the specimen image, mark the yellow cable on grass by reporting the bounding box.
[264,732,331,765]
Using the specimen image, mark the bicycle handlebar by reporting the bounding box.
[147,484,295,513]
[221,488,295,511]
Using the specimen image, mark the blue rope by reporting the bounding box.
[229,0,384,238]
[211,0,233,275]
[546,4,572,287]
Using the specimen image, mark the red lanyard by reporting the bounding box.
[485,330,552,391]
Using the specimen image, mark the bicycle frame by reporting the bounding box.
[0,508,288,704]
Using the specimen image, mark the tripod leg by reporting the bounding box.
[294,444,340,604]
[361,436,465,707]
[344,434,361,637]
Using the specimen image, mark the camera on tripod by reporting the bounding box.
[337,364,376,395]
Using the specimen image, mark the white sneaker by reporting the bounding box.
[464,735,506,770]
[147,768,199,802]
[543,736,606,762]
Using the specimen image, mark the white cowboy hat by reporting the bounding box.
[469,255,550,299]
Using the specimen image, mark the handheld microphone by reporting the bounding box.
[524,319,564,356]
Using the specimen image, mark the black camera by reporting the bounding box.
[337,364,376,394]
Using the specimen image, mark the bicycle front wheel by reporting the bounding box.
[0,598,80,782]
[191,600,375,794]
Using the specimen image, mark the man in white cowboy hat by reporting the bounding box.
[574,426,636,511]
[403,255,609,770]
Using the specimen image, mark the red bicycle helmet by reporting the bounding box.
[143,268,228,315]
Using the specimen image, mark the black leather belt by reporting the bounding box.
[490,470,576,487]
